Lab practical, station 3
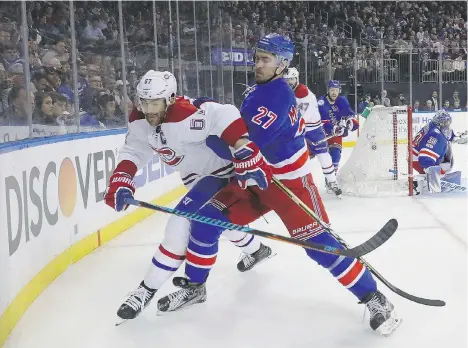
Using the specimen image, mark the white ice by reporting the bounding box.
[5,146,467,348]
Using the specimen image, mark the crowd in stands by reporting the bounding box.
[0,1,466,133]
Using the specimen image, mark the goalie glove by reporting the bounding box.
[453,130,468,144]
[232,141,272,190]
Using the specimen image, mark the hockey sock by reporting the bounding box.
[329,147,341,171]
[304,232,377,301]
[143,244,185,290]
[185,202,227,283]
[317,152,337,182]
[223,229,261,255]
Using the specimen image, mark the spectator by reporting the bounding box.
[423,99,434,111]
[429,91,439,111]
[32,92,56,125]
[0,29,11,45]
[0,42,19,70]
[7,63,25,88]
[413,100,420,112]
[31,72,53,93]
[41,38,69,66]
[442,100,450,110]
[83,16,106,42]
[0,85,31,125]
[381,90,391,107]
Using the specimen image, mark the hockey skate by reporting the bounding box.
[362,290,402,336]
[116,282,156,326]
[157,277,207,314]
[237,243,274,272]
[325,178,342,198]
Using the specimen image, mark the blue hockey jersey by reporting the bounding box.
[240,78,310,180]
[412,122,454,170]
[317,95,355,136]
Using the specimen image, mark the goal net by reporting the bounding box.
[337,106,414,197]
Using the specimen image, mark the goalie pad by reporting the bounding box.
[426,166,442,193]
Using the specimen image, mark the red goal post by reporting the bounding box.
[337,106,414,197]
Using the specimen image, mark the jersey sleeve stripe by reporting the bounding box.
[220,118,248,147]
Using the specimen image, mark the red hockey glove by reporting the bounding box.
[105,160,137,212]
[232,141,272,190]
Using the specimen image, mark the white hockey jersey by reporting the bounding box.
[294,83,322,133]
[118,99,248,187]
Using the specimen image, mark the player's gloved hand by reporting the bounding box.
[233,141,272,190]
[345,117,358,132]
[105,162,137,212]
[333,122,346,137]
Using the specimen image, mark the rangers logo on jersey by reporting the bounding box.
[152,146,185,166]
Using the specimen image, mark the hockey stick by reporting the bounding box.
[308,133,337,147]
[272,177,446,307]
[124,198,395,258]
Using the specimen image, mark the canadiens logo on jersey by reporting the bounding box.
[152,146,185,166]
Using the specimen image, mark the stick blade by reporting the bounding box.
[347,219,398,257]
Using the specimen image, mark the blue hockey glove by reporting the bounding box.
[232,141,272,190]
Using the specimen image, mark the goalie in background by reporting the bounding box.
[412,110,458,193]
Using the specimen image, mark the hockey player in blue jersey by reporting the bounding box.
[157,33,401,336]
[318,80,359,171]
[412,110,455,193]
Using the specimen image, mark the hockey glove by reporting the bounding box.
[333,121,346,137]
[345,117,359,132]
[105,160,137,212]
[232,141,272,190]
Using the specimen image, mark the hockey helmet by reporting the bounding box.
[136,70,177,106]
[255,33,295,68]
[284,67,299,79]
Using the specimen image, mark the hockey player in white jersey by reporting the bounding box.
[104,70,272,325]
[284,67,342,197]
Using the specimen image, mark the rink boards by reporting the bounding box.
[0,110,466,346]
[0,130,186,346]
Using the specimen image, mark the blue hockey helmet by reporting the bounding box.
[327,80,341,90]
[255,33,295,67]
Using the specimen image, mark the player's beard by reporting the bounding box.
[145,112,165,127]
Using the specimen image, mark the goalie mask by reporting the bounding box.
[431,110,452,140]
[136,70,177,126]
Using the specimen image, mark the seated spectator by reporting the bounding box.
[0,42,19,70]
[31,72,53,94]
[413,100,420,112]
[50,92,74,126]
[32,92,56,125]
[442,100,450,111]
[0,28,11,45]
[83,16,106,42]
[7,63,25,88]
[41,38,70,66]
[0,85,31,125]
[423,99,434,111]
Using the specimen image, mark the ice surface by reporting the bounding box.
[5,146,467,348]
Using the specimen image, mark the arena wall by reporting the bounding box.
[0,130,187,346]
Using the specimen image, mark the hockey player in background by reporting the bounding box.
[157,34,401,336]
[104,70,272,325]
[283,67,342,197]
[318,80,359,171]
[412,110,455,193]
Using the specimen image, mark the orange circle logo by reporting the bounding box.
[58,157,77,217]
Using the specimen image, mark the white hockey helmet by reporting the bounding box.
[136,70,177,106]
[284,67,299,79]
